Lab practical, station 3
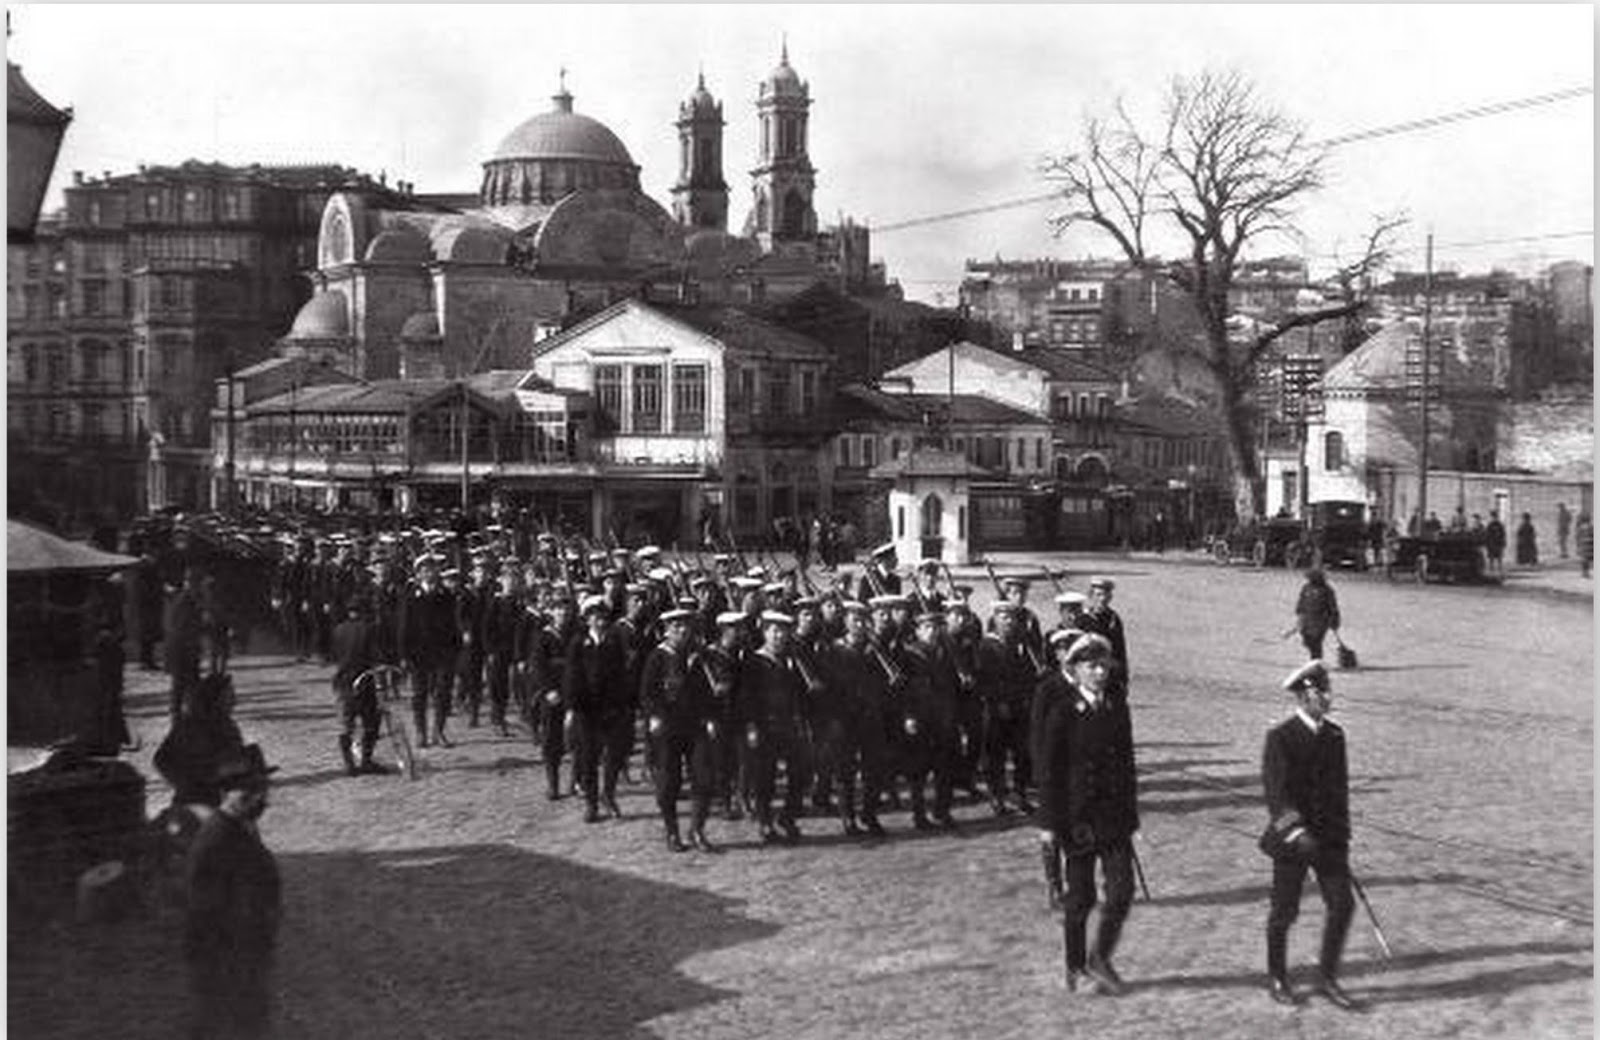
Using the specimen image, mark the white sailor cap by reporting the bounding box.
[715,611,747,627]
[760,610,796,627]
[1062,632,1113,664]
[658,608,694,625]
[1282,659,1330,692]
[579,594,611,617]
[1055,591,1088,607]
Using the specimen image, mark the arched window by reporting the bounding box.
[1324,431,1345,471]
[921,493,943,537]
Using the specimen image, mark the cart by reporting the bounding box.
[1386,533,1497,584]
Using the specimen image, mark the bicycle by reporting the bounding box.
[352,665,418,780]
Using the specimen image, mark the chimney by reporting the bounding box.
[73,170,84,185]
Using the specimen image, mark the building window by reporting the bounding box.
[1097,394,1110,419]
[631,364,663,433]
[82,403,103,440]
[1016,438,1026,469]
[1035,438,1045,470]
[890,436,902,460]
[49,286,67,319]
[896,505,905,538]
[221,190,241,221]
[23,345,38,383]
[1324,431,1345,471]
[838,436,853,468]
[672,364,706,433]
[81,342,101,382]
[45,346,65,386]
[767,364,791,416]
[737,366,757,414]
[594,364,623,428]
[798,368,818,415]
[144,192,161,219]
[862,436,876,467]
[81,281,106,316]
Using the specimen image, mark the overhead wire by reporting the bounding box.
[869,85,1593,235]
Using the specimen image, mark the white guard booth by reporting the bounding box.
[869,447,993,566]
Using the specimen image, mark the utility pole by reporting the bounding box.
[1417,231,1434,525]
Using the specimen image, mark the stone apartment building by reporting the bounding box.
[7,160,397,521]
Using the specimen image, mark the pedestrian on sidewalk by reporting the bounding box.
[1259,660,1360,1011]
[1515,512,1539,567]
[1556,502,1571,559]
[1485,513,1507,578]
[1035,633,1139,997]
[1288,568,1341,661]
[1576,512,1593,579]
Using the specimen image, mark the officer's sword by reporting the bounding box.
[1130,842,1152,901]
[1349,872,1393,959]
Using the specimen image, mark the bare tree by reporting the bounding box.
[1043,69,1403,516]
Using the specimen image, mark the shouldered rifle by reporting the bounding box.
[983,561,1008,601]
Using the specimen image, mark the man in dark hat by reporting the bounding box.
[564,595,631,822]
[856,543,903,601]
[1260,660,1360,1011]
[1035,632,1139,997]
[183,744,281,1039]
[331,598,387,776]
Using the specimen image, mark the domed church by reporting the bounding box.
[279,50,879,383]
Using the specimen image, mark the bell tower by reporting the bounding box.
[746,41,816,248]
[672,72,728,231]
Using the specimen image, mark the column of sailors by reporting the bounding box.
[270,528,1131,863]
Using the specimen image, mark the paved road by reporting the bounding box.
[10,555,1592,1040]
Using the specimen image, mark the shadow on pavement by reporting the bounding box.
[1141,872,1472,909]
[9,842,781,1040]
[1126,939,1591,999]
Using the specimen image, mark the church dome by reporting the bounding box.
[481,83,642,210]
[683,72,719,117]
[492,90,634,166]
[287,289,349,340]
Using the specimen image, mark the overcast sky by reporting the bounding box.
[10,5,1593,303]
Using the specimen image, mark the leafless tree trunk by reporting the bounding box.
[1043,69,1402,517]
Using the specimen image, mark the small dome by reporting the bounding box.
[287,290,349,340]
[762,46,806,99]
[683,72,718,117]
[492,90,635,167]
[433,224,510,264]
[399,311,441,340]
[364,227,432,264]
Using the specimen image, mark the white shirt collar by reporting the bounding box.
[1296,708,1322,734]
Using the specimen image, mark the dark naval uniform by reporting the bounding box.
[1034,667,1139,982]
[1261,712,1355,989]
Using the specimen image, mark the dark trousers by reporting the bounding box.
[410,663,453,735]
[651,725,715,834]
[485,654,512,727]
[457,653,485,722]
[1267,848,1354,980]
[981,706,1031,802]
[573,712,630,809]
[534,695,568,780]
[898,727,958,820]
[1301,628,1327,661]
[752,726,808,828]
[188,955,272,1039]
[1062,838,1136,973]
[955,702,984,791]
[337,680,381,762]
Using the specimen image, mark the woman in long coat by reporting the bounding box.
[1515,512,1539,566]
